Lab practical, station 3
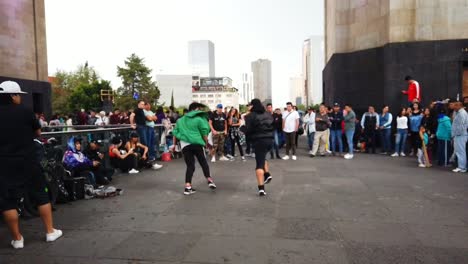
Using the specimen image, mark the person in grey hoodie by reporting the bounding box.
[451,100,468,173]
[343,104,356,159]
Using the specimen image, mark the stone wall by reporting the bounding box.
[326,0,468,62]
[0,0,48,81]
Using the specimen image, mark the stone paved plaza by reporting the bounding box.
[1,145,468,264]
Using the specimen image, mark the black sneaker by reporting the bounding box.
[258,190,267,196]
[184,187,196,195]
[264,175,272,185]
[208,181,217,190]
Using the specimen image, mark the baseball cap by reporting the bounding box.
[307,106,314,110]
[216,104,223,109]
[333,102,340,107]
[0,81,27,94]
[90,139,103,145]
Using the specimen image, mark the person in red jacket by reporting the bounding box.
[402,76,421,104]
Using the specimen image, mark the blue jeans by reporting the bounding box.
[437,139,452,166]
[137,125,148,147]
[380,129,392,153]
[454,135,468,170]
[330,129,343,153]
[345,130,354,154]
[146,126,156,160]
[307,132,315,151]
[394,129,407,154]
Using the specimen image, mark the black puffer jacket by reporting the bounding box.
[245,112,274,140]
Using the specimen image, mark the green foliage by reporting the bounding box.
[296,104,307,111]
[239,104,247,114]
[51,64,103,114]
[116,53,160,108]
[68,80,110,112]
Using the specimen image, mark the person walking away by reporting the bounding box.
[172,103,216,195]
[311,104,331,157]
[379,106,393,154]
[0,81,62,249]
[282,102,300,160]
[436,109,452,166]
[209,104,229,162]
[228,108,245,160]
[343,104,356,159]
[417,126,430,168]
[303,107,316,155]
[402,76,421,105]
[245,99,274,196]
[329,103,344,156]
[451,100,468,172]
[361,106,380,154]
[392,108,409,157]
[130,100,149,147]
[409,103,423,156]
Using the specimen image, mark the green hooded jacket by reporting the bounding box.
[173,110,210,146]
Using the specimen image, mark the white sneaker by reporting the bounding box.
[219,156,229,161]
[282,155,290,160]
[344,154,354,160]
[326,150,332,154]
[292,155,297,160]
[128,169,139,174]
[226,154,234,160]
[152,163,163,170]
[391,153,399,157]
[400,153,406,157]
[418,163,426,168]
[46,229,63,242]
[11,236,24,249]
[308,150,314,155]
[453,168,467,173]
[241,156,246,161]
[211,156,216,163]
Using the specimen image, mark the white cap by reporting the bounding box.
[0,81,27,94]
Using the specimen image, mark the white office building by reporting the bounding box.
[156,75,193,107]
[251,59,272,104]
[192,77,239,110]
[289,76,305,106]
[188,40,215,77]
[239,73,254,105]
[303,36,325,105]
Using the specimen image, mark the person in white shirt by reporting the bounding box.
[282,102,300,160]
[303,107,316,154]
[391,108,408,157]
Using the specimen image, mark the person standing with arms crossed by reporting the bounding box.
[282,102,300,160]
[0,81,62,249]
[209,104,229,162]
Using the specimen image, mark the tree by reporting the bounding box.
[68,80,110,112]
[51,64,101,114]
[116,54,160,110]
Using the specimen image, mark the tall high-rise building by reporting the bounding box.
[188,40,215,77]
[324,0,468,112]
[240,73,254,105]
[251,59,272,104]
[289,76,304,106]
[303,36,325,106]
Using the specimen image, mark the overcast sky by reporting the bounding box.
[45,0,324,106]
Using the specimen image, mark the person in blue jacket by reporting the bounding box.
[63,137,97,186]
[436,109,452,166]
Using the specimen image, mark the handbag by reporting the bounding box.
[297,126,304,135]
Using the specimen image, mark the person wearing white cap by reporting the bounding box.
[0,81,63,249]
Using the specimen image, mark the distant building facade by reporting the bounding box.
[156,75,193,107]
[239,73,254,105]
[251,59,272,104]
[289,76,304,106]
[0,0,51,116]
[303,36,325,106]
[192,77,239,110]
[188,40,215,77]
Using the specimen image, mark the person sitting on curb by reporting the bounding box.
[125,133,162,170]
[62,137,97,186]
[109,136,139,174]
